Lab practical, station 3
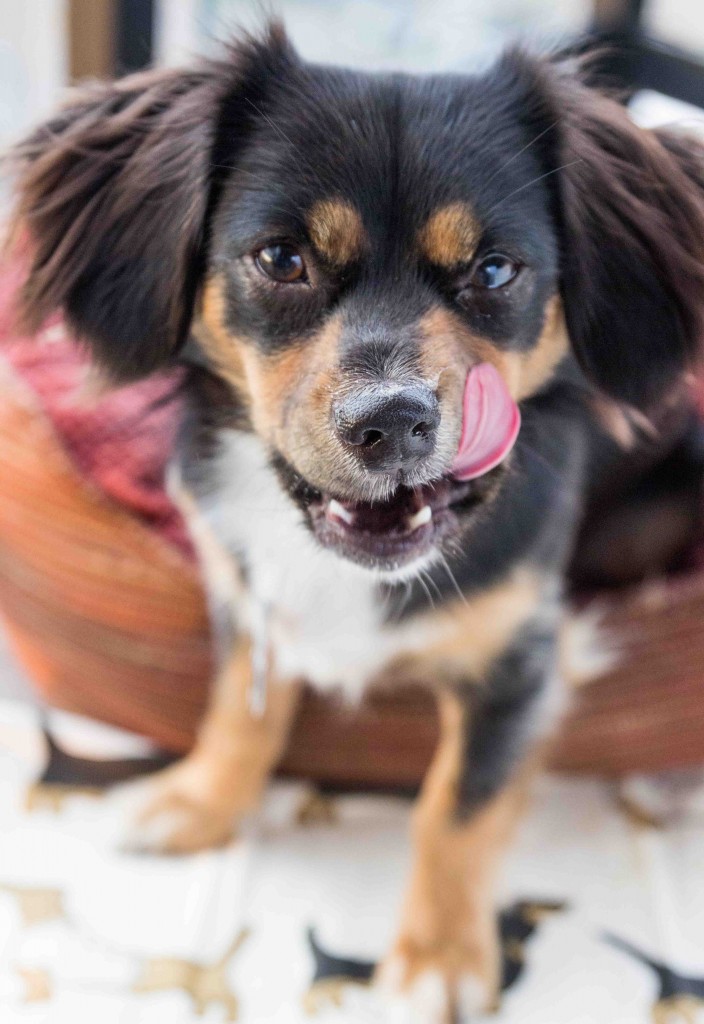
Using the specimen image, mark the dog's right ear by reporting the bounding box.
[8,25,294,381]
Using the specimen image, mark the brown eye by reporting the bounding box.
[255,244,306,283]
[470,253,520,289]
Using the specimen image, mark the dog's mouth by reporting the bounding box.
[305,476,487,571]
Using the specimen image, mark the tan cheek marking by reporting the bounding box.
[196,276,249,395]
[380,689,540,1005]
[505,296,570,401]
[238,314,343,453]
[307,199,366,265]
[418,305,505,390]
[417,307,476,453]
[418,307,469,383]
[419,297,569,408]
[198,276,343,459]
[418,203,481,267]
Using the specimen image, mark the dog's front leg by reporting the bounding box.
[121,642,301,854]
[378,602,559,1023]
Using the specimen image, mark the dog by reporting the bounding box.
[9,23,704,1021]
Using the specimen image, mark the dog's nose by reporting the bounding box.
[333,384,440,472]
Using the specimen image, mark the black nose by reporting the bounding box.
[333,384,440,472]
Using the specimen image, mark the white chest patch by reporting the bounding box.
[190,432,432,698]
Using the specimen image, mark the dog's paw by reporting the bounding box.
[376,942,498,1024]
[112,765,239,855]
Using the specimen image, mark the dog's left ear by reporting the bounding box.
[8,25,295,381]
[524,55,704,409]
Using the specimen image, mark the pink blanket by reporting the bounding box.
[0,259,194,559]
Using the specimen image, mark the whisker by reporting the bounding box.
[244,97,318,186]
[210,165,293,203]
[438,552,468,606]
[482,119,560,190]
[415,570,436,611]
[485,159,584,219]
[515,437,564,487]
[396,579,414,617]
[425,568,444,602]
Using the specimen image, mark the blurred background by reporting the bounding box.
[2,0,704,150]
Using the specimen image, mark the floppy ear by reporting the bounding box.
[550,67,704,409]
[8,25,293,381]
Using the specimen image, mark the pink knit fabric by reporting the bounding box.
[0,259,194,560]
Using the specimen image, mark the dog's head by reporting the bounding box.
[11,25,704,573]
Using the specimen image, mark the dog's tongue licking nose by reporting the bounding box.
[451,363,521,481]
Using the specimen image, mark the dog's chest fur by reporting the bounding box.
[185,431,434,697]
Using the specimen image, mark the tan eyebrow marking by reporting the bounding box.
[307,199,366,265]
[418,202,481,267]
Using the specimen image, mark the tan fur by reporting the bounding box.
[307,199,366,265]
[196,278,249,396]
[390,567,541,686]
[378,690,537,1017]
[507,296,570,401]
[418,203,481,267]
[132,643,301,853]
[239,316,341,451]
[419,296,569,409]
[201,281,348,492]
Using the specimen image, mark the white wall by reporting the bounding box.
[0,0,68,147]
[156,0,589,72]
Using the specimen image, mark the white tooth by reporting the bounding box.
[407,505,432,531]
[327,499,355,525]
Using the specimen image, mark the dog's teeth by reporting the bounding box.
[407,505,432,531]
[327,499,355,525]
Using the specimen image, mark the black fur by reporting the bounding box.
[455,621,558,818]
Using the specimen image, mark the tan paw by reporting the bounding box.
[113,765,239,855]
[376,941,498,1024]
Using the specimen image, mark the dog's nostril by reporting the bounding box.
[361,429,384,448]
[411,421,432,439]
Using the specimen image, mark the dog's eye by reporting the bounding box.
[470,253,519,289]
[255,244,307,284]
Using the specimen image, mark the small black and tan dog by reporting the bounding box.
[10,23,704,1020]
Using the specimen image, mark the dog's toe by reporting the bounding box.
[112,771,238,855]
[381,964,450,1024]
[377,947,496,1024]
[454,972,496,1021]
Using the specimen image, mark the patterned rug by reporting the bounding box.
[1,697,703,1023]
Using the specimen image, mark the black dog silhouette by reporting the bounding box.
[606,934,704,1024]
[306,898,566,1004]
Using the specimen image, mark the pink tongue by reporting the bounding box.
[451,363,521,481]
